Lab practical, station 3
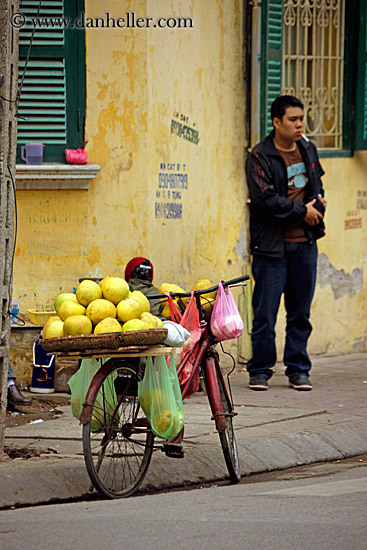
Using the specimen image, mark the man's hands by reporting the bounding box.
[304,198,326,226]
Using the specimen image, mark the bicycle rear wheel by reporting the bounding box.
[82,359,154,498]
[204,358,241,482]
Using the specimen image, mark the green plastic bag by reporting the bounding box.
[68,358,118,433]
[138,353,184,439]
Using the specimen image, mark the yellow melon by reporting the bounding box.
[63,315,93,336]
[42,316,62,339]
[44,320,64,339]
[122,318,148,331]
[94,317,122,334]
[101,277,129,305]
[191,279,217,300]
[86,299,116,325]
[54,293,78,314]
[141,312,163,329]
[130,290,150,313]
[158,283,186,318]
[76,280,102,306]
[116,298,142,323]
[59,301,86,321]
[98,276,113,289]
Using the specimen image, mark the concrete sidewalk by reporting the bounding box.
[1,352,366,508]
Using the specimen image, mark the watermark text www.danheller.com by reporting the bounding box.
[10,11,193,29]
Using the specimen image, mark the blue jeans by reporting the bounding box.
[8,361,16,380]
[247,242,318,379]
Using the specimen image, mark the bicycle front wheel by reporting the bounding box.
[82,359,154,498]
[205,358,241,483]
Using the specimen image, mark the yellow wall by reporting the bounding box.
[13,0,247,313]
[13,0,366,360]
[275,153,367,356]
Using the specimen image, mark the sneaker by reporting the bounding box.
[288,373,312,391]
[249,374,268,391]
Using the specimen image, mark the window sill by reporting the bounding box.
[318,149,353,159]
[15,163,101,190]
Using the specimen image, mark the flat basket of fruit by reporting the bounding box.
[40,328,168,353]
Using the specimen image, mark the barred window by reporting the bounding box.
[282,0,345,149]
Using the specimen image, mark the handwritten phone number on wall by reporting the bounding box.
[155,201,183,220]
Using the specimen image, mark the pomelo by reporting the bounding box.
[94,317,122,334]
[116,298,142,323]
[191,278,217,300]
[59,301,86,321]
[98,276,113,289]
[158,282,186,317]
[63,315,92,336]
[122,318,147,332]
[44,320,64,339]
[130,290,150,314]
[86,299,116,325]
[42,316,61,339]
[101,277,129,305]
[54,293,78,314]
[139,388,165,416]
[158,282,186,295]
[140,312,163,329]
[76,280,102,306]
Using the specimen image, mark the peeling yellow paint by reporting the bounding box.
[12,0,366,356]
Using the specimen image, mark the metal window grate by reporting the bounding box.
[282,0,345,149]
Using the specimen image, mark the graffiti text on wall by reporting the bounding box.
[170,111,199,145]
[155,162,187,220]
[27,241,89,257]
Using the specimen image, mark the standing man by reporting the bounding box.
[246,95,326,391]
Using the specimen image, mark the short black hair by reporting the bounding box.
[270,95,304,124]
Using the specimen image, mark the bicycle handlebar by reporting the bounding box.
[146,274,250,300]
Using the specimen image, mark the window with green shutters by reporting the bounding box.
[17,0,86,163]
[260,0,367,152]
[260,0,283,138]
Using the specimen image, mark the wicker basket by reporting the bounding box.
[118,328,168,347]
[40,328,168,353]
[27,309,57,325]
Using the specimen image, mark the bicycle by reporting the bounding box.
[80,274,249,498]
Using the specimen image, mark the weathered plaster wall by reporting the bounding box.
[275,153,367,356]
[11,0,366,363]
[13,1,246,315]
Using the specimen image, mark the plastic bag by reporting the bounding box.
[138,353,184,439]
[210,282,244,341]
[65,148,88,165]
[68,358,118,433]
[167,292,201,396]
[162,320,191,347]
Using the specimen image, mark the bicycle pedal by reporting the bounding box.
[162,444,185,459]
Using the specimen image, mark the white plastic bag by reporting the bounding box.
[162,320,191,347]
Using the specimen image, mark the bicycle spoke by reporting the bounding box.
[83,360,154,498]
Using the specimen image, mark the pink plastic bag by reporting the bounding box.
[65,148,88,165]
[210,282,244,341]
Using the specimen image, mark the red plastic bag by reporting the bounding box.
[210,282,244,341]
[166,292,201,397]
[65,148,88,165]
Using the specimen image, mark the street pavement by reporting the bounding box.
[1,352,366,508]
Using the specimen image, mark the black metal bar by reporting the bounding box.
[147,274,250,301]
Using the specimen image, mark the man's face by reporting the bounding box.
[273,106,305,142]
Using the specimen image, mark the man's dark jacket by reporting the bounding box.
[246,130,325,258]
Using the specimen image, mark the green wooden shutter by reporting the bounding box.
[261,0,283,139]
[355,0,367,149]
[17,0,85,163]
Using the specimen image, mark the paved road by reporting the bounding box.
[1,459,366,550]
